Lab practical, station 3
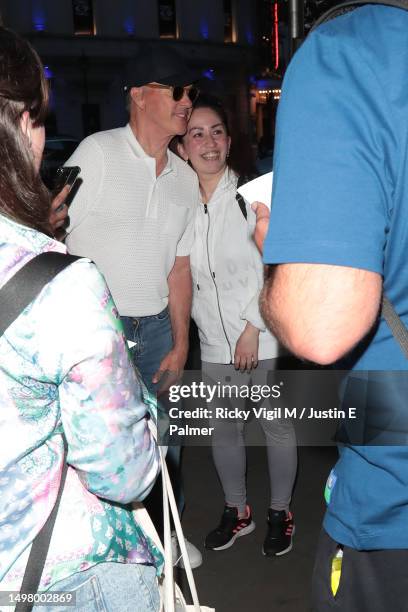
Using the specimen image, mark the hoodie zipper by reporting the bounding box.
[204,203,233,364]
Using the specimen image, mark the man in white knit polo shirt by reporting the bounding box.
[64,47,202,568]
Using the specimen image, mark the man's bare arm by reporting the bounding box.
[167,255,192,360]
[152,255,192,384]
[260,263,382,365]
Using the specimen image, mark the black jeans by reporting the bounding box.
[311,528,408,612]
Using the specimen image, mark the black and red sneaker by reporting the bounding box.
[262,509,295,557]
[204,505,255,551]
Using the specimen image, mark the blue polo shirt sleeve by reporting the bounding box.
[263,23,393,275]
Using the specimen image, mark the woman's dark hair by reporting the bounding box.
[0,27,51,234]
[192,93,231,136]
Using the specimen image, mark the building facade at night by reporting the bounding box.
[0,0,266,141]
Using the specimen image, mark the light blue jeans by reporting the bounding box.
[33,562,159,612]
[121,309,184,518]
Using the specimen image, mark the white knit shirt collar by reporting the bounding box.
[124,124,176,178]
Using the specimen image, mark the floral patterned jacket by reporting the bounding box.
[0,215,163,591]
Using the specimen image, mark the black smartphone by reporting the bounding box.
[53,165,81,196]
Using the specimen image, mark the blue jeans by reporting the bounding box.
[121,309,173,397]
[33,562,159,612]
[121,310,184,518]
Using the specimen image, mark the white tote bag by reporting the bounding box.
[134,444,214,612]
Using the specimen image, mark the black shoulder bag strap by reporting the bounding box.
[381,296,408,360]
[0,252,79,335]
[309,0,408,34]
[0,251,80,612]
[236,173,261,221]
[235,175,248,220]
[310,0,408,32]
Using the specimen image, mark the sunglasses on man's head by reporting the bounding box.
[145,83,199,103]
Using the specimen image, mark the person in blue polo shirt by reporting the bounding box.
[254,5,408,611]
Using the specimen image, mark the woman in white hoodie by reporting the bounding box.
[178,95,297,557]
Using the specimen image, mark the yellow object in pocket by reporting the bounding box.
[331,548,343,596]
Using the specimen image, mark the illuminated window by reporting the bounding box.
[72,0,95,36]
[32,7,47,32]
[158,0,177,39]
[224,0,236,43]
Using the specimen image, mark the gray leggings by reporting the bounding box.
[202,360,297,514]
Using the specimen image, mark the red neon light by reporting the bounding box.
[274,2,279,70]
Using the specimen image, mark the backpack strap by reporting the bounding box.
[16,439,69,612]
[235,175,248,220]
[0,252,80,335]
[381,295,408,360]
[0,251,80,611]
[235,173,260,221]
[310,0,408,32]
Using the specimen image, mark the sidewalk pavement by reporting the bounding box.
[177,445,337,612]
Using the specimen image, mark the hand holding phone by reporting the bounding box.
[49,166,81,236]
[52,166,81,216]
[53,166,81,199]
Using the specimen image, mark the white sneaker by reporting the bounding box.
[171,532,203,569]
